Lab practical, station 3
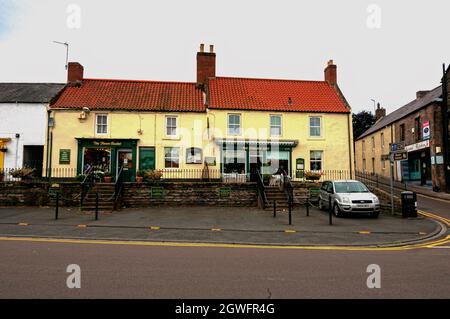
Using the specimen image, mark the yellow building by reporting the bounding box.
[45,45,354,182]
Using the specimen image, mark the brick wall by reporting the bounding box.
[122,182,257,207]
[0,182,81,206]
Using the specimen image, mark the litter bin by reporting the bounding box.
[401,191,417,218]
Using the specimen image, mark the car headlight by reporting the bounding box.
[341,196,350,204]
[372,196,379,204]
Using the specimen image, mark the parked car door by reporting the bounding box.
[319,181,329,208]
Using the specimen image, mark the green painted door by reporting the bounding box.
[139,147,156,171]
[117,149,133,182]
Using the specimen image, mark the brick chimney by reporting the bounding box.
[67,62,84,84]
[416,90,430,99]
[196,44,216,86]
[324,59,337,86]
[375,103,386,121]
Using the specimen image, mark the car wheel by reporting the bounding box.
[333,203,343,217]
[370,212,380,218]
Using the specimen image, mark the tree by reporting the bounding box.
[352,111,375,140]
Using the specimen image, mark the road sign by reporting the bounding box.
[392,151,408,161]
[390,142,405,153]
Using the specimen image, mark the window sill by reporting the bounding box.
[307,137,325,141]
[163,136,181,141]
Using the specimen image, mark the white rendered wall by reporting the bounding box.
[0,103,47,168]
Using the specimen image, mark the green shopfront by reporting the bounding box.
[216,139,298,181]
[76,138,138,182]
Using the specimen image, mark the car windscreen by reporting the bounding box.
[334,182,369,193]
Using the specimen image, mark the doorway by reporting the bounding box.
[117,149,133,182]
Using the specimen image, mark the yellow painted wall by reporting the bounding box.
[354,125,396,178]
[44,108,354,176]
[207,109,353,171]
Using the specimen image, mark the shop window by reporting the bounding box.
[262,150,290,175]
[381,133,384,148]
[371,136,375,150]
[165,116,178,137]
[228,114,241,135]
[83,148,111,173]
[186,147,202,164]
[96,114,108,135]
[310,150,323,171]
[164,147,179,168]
[139,147,155,171]
[223,149,246,174]
[270,115,282,136]
[309,117,321,137]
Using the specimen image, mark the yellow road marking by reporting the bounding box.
[149,226,160,230]
[18,223,28,226]
[77,224,87,228]
[1,210,448,251]
[284,230,297,233]
[0,235,449,251]
[417,193,450,204]
[358,231,371,234]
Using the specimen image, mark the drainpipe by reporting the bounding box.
[347,112,353,178]
[45,110,51,179]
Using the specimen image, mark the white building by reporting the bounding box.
[0,83,64,176]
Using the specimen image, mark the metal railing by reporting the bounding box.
[255,169,268,209]
[0,167,78,182]
[355,170,407,196]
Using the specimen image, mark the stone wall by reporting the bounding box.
[122,182,257,207]
[0,182,81,207]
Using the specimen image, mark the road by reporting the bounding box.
[0,195,448,299]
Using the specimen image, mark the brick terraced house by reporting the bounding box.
[44,44,354,182]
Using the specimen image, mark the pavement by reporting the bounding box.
[0,205,444,247]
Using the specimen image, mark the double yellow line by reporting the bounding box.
[0,210,448,251]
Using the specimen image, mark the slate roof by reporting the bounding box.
[50,79,205,112]
[0,83,65,103]
[208,77,349,113]
[357,85,443,140]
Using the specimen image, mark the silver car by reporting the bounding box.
[318,180,380,218]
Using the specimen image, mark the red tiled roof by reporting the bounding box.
[50,79,205,112]
[208,77,349,113]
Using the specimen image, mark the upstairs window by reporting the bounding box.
[228,114,241,135]
[309,117,321,137]
[96,114,108,135]
[399,124,405,141]
[270,115,282,136]
[166,116,178,137]
[415,117,422,141]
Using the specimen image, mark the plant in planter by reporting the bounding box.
[103,171,112,183]
[136,170,145,184]
[304,171,322,182]
[144,170,163,184]
[94,170,105,182]
[9,167,35,180]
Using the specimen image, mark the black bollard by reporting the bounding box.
[328,196,333,225]
[55,192,59,220]
[95,192,99,221]
[288,197,292,225]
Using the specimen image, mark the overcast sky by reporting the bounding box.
[0,0,448,114]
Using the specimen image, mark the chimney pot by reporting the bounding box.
[197,44,216,86]
[375,103,386,121]
[416,90,430,99]
[67,62,84,84]
[324,59,337,86]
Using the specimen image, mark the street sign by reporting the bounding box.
[392,151,408,161]
[390,142,405,153]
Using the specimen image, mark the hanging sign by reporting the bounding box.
[423,121,430,140]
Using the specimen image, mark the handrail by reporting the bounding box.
[255,169,268,209]
[80,170,96,208]
[113,166,124,209]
